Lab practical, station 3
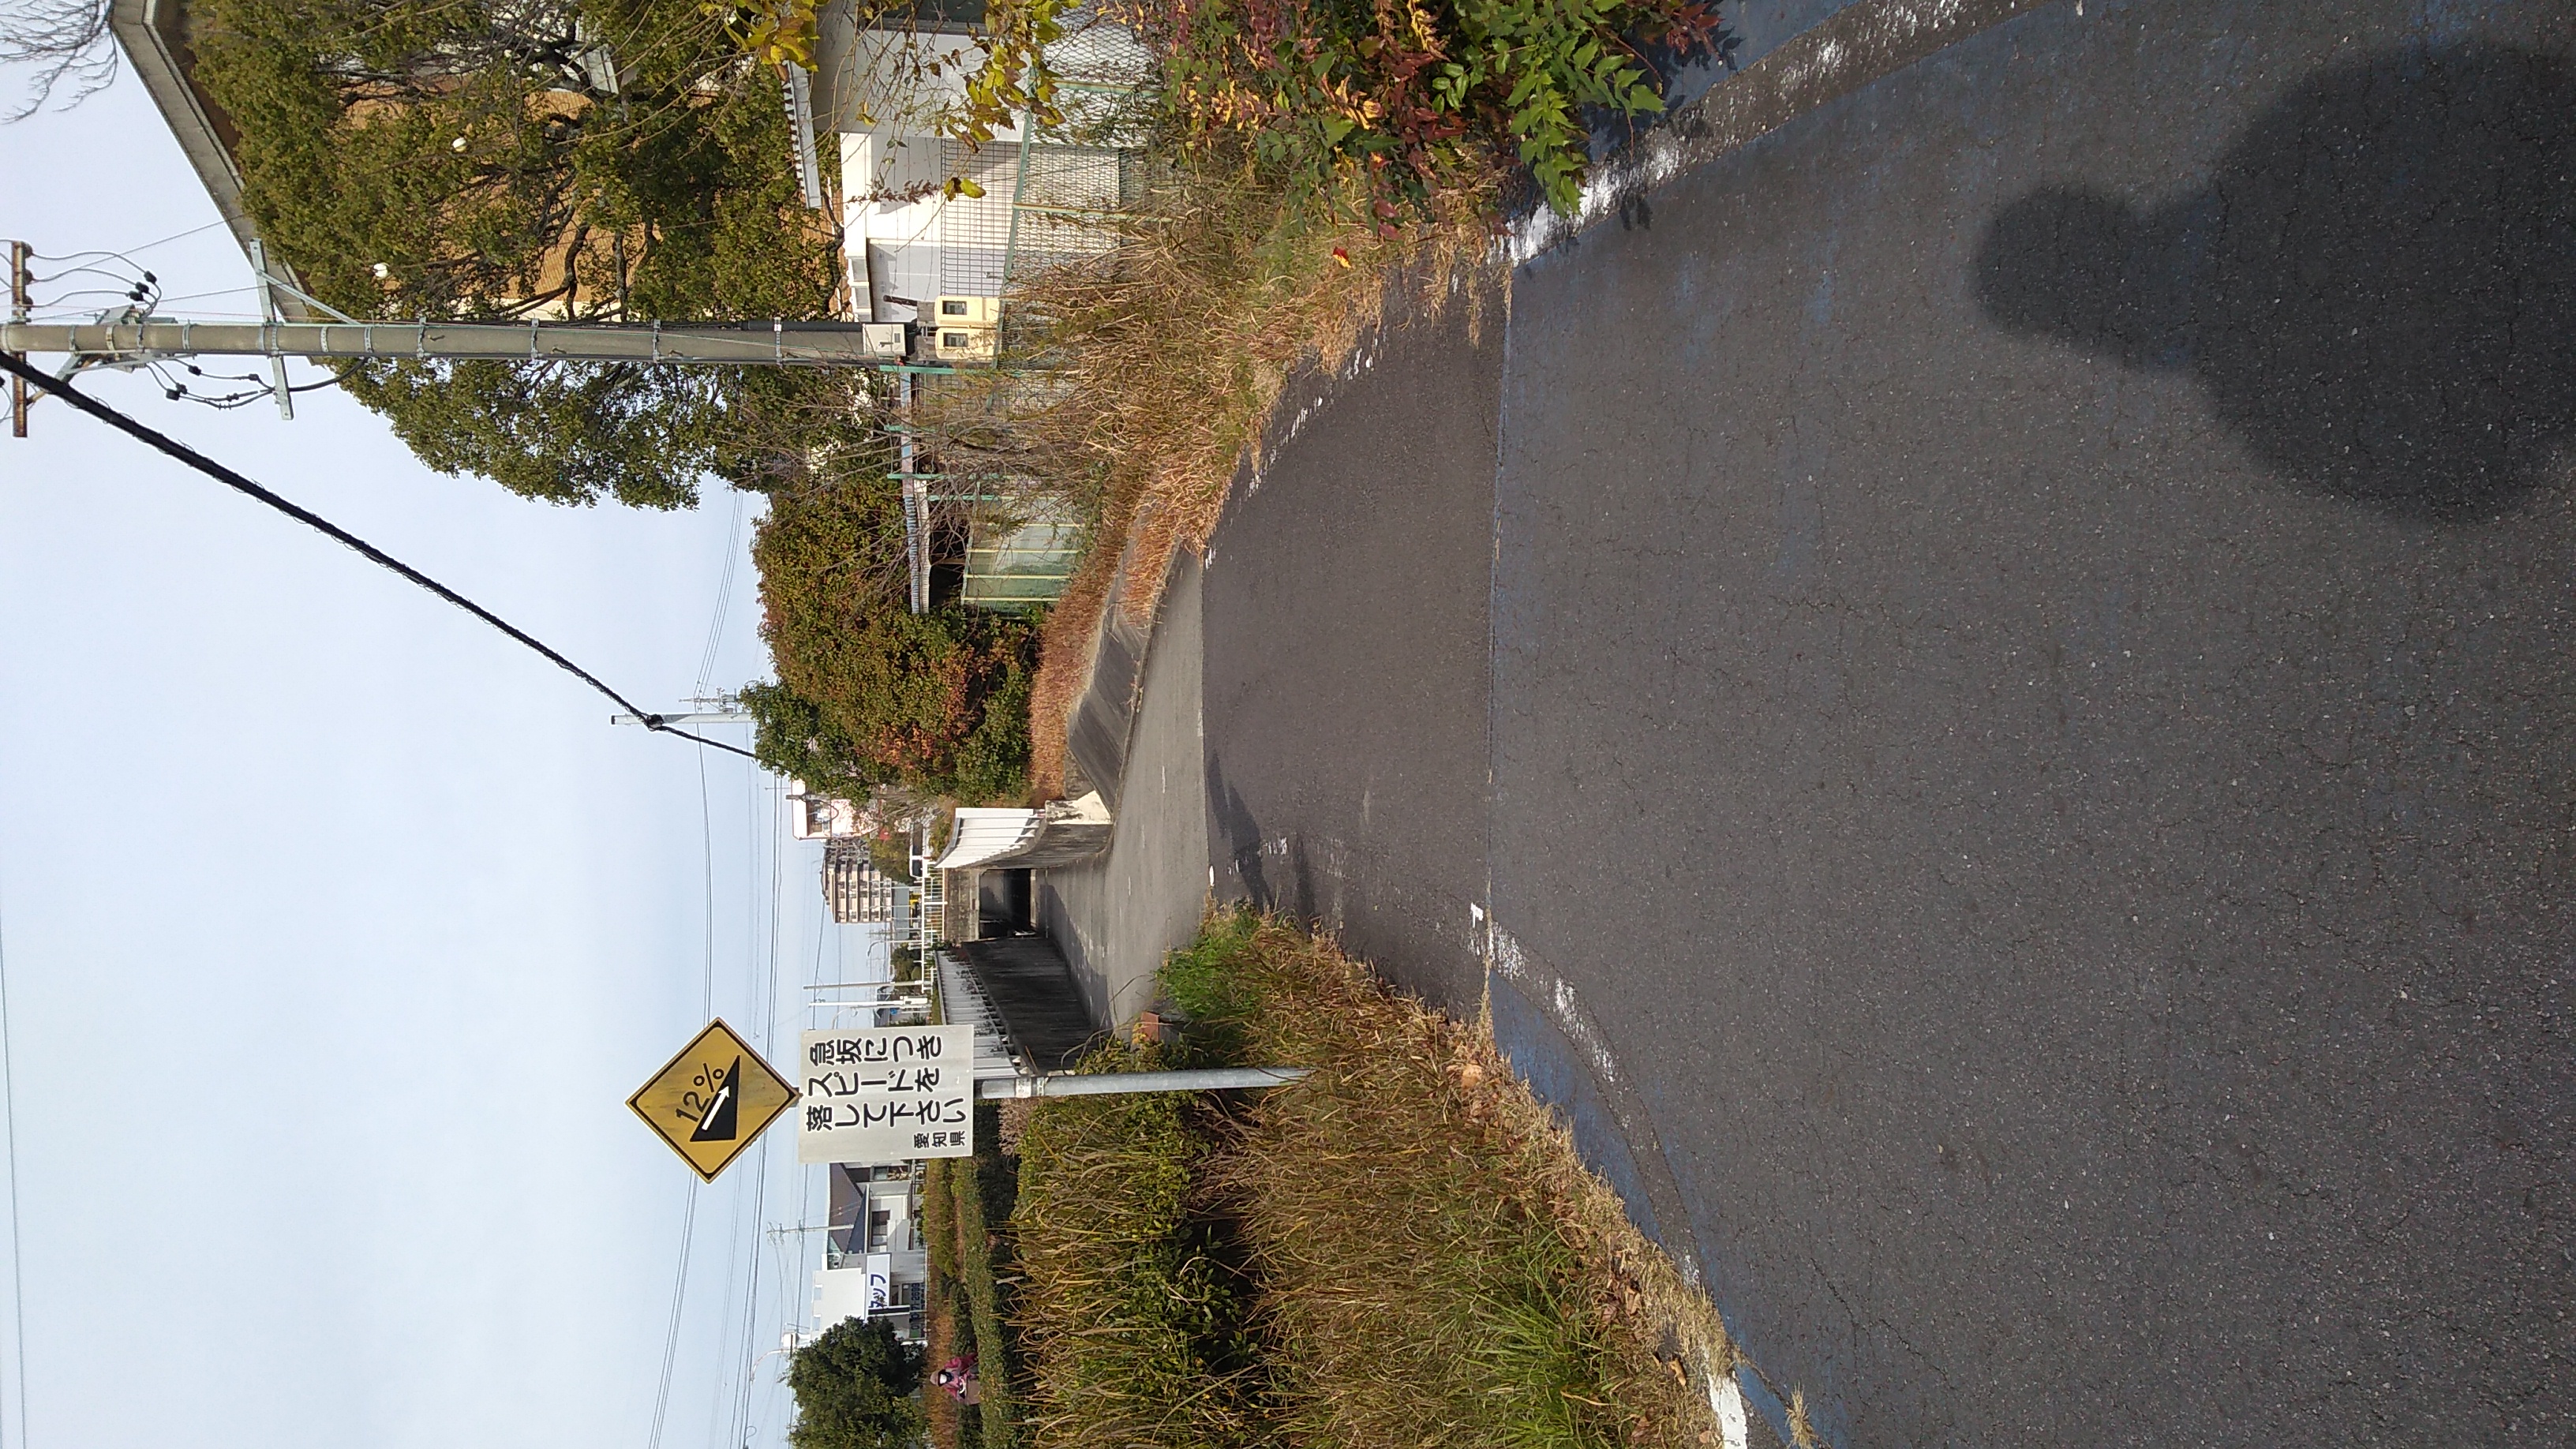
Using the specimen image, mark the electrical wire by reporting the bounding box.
[694,492,747,701]
[0,845,27,1449]
[732,776,788,1449]
[118,219,226,256]
[717,767,765,1449]
[134,286,254,306]
[0,354,759,762]
[19,256,328,414]
[648,734,730,1449]
[642,1185,697,1449]
[700,751,719,1020]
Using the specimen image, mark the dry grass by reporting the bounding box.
[1010,1055,1259,1448]
[922,1286,964,1449]
[1007,910,1737,1448]
[922,1160,965,1449]
[934,157,1505,799]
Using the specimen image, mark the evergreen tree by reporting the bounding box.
[786,1318,927,1449]
[185,0,843,506]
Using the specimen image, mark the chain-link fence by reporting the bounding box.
[902,4,1158,613]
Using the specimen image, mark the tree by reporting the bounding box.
[183,0,845,505]
[786,1317,926,1449]
[741,608,1033,803]
[742,458,1035,801]
[0,0,115,119]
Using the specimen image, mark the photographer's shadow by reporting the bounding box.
[1975,44,2576,522]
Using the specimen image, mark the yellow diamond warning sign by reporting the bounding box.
[627,1019,798,1181]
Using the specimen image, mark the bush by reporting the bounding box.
[1134,0,1727,214]
[1010,1043,1263,1449]
[1179,915,1633,1448]
[747,473,1036,800]
[787,1317,927,1449]
[1005,914,1706,1448]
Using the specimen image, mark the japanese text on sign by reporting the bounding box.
[796,1026,975,1163]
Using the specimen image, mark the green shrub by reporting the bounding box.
[1010,1044,1264,1449]
[787,1317,928,1449]
[1137,0,1727,215]
[951,1109,1023,1449]
[746,474,1035,800]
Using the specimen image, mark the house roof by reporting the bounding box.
[108,0,316,320]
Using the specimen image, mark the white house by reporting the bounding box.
[807,1,1151,344]
[811,1161,930,1342]
[788,779,872,840]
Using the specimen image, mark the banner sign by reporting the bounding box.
[796,1025,975,1163]
[863,1253,893,1316]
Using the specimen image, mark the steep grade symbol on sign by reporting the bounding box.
[627,1020,796,1181]
[691,1057,742,1141]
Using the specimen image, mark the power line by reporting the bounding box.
[650,739,728,1449]
[699,751,719,1018]
[0,848,28,1449]
[733,777,788,1449]
[694,492,748,701]
[0,353,758,762]
[643,1183,698,1449]
[121,219,227,256]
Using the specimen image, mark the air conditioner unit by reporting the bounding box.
[932,324,997,363]
[859,322,910,360]
[931,294,1002,326]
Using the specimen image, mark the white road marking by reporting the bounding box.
[1710,1362,1750,1449]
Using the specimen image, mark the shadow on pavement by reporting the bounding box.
[1975,43,2576,521]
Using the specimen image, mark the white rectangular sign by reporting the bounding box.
[796,1026,975,1163]
[863,1252,893,1316]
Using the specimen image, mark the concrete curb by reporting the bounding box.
[1061,510,1163,812]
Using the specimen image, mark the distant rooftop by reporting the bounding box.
[108,0,315,319]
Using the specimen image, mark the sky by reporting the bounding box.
[0,58,876,1449]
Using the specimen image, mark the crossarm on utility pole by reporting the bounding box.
[610,711,753,726]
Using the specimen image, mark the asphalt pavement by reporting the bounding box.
[1039,552,1212,1027]
[1196,1,2576,1443]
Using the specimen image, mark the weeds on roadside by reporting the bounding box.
[950,155,1496,796]
[925,1115,1026,1449]
[1011,1054,1265,1448]
[1125,0,1725,215]
[1007,912,1720,1448]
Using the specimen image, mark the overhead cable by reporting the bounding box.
[0,352,759,762]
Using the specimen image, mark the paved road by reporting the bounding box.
[1041,553,1213,1028]
[1199,1,2576,1443]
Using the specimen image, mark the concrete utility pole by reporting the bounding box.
[610,710,754,726]
[0,316,908,369]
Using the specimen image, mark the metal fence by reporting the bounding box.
[902,6,1157,614]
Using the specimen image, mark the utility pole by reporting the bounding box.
[972,1066,1311,1099]
[7,241,28,439]
[610,710,753,727]
[0,315,915,370]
